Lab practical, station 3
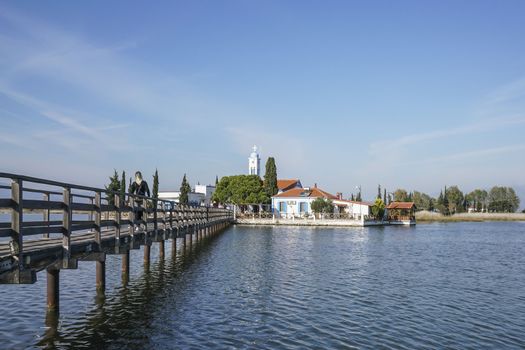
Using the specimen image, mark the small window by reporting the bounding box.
[299,202,308,213]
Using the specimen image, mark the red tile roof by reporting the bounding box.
[386,202,415,209]
[277,179,300,191]
[273,187,337,199]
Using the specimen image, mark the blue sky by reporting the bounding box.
[1,1,524,203]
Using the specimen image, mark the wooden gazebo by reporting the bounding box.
[386,202,416,225]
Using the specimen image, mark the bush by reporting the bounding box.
[310,197,334,214]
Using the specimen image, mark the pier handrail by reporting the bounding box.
[0,172,233,283]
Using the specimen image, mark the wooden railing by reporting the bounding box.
[0,172,233,282]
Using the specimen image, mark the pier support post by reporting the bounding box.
[96,260,105,292]
[159,240,165,260]
[144,244,151,265]
[171,238,177,258]
[47,268,60,310]
[122,250,130,283]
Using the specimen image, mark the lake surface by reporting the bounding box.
[1,222,525,349]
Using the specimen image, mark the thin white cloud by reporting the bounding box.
[411,144,525,164]
[0,6,214,128]
[485,77,525,106]
[0,84,130,150]
[369,116,525,156]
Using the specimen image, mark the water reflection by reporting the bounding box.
[35,236,214,349]
[2,224,525,349]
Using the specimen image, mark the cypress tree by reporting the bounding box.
[443,186,450,215]
[377,184,382,199]
[105,170,120,206]
[264,157,278,197]
[356,190,362,202]
[179,174,191,205]
[152,169,159,199]
[120,170,126,203]
[437,190,444,205]
[351,193,355,201]
[215,175,219,186]
[383,188,387,204]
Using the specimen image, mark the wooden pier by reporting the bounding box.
[0,172,233,310]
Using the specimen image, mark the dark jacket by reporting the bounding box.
[130,181,150,203]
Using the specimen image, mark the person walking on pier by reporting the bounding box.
[130,171,150,230]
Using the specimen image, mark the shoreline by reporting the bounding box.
[416,211,525,223]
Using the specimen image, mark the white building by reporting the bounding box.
[333,199,372,220]
[194,184,216,206]
[248,145,261,177]
[271,184,372,220]
[271,185,338,218]
[158,191,205,206]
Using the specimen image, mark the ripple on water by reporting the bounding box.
[0,222,525,349]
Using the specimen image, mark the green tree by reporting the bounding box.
[442,186,450,215]
[215,175,219,186]
[105,170,120,206]
[413,191,433,211]
[428,198,434,211]
[263,157,278,197]
[377,184,382,199]
[152,168,159,200]
[356,189,362,202]
[383,188,387,204]
[212,175,269,206]
[488,186,520,212]
[393,189,408,202]
[310,197,334,214]
[179,174,191,205]
[350,193,355,201]
[370,198,386,220]
[446,185,464,214]
[466,189,488,212]
[120,170,126,203]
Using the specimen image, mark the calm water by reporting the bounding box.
[1,222,525,349]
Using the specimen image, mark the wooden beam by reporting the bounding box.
[24,200,64,211]
[62,187,72,260]
[11,179,23,268]
[114,194,121,242]
[94,192,101,249]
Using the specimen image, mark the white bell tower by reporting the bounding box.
[248,145,261,177]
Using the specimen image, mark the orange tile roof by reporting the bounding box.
[277,179,300,191]
[273,187,338,199]
[386,202,415,209]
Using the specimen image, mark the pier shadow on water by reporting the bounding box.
[35,236,217,350]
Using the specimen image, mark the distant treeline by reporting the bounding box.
[390,186,520,214]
